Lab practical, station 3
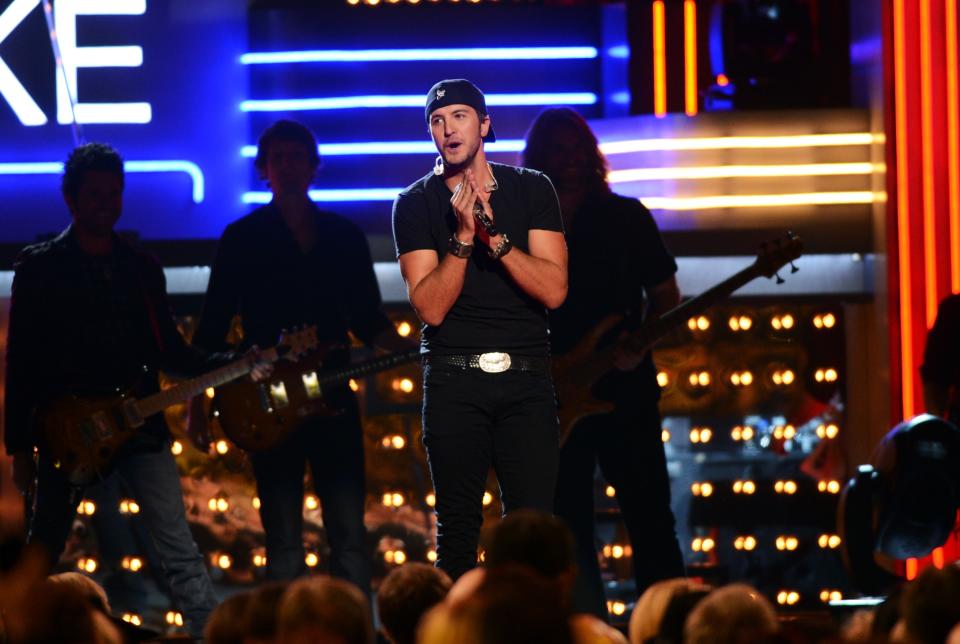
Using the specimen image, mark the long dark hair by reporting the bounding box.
[521,107,610,195]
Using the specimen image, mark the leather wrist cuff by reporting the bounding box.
[448,235,474,258]
[488,233,513,259]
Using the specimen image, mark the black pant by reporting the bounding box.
[422,362,560,580]
[249,396,370,594]
[555,402,685,618]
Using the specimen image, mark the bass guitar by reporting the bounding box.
[214,345,421,452]
[552,233,803,445]
[37,326,318,486]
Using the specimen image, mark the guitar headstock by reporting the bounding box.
[754,232,803,280]
[277,325,318,361]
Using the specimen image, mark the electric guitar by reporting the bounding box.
[37,326,318,486]
[553,233,803,445]
[214,345,421,452]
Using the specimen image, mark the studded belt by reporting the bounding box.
[424,352,551,374]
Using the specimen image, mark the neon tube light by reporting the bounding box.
[946,0,960,291]
[653,0,667,117]
[893,0,916,417]
[240,140,526,158]
[238,133,879,159]
[599,133,881,154]
[684,0,698,116]
[608,162,880,183]
[0,160,205,203]
[239,190,879,208]
[240,93,598,112]
[242,189,403,204]
[640,192,879,211]
[241,47,598,64]
[920,0,938,325]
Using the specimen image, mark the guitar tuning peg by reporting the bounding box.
[776,272,785,285]
[790,261,799,274]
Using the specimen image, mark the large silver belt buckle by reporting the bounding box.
[477,352,511,373]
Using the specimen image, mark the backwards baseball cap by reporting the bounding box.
[425,79,496,142]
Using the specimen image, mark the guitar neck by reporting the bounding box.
[318,349,421,386]
[641,265,762,346]
[135,348,278,419]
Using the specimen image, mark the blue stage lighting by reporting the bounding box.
[0,160,205,203]
[240,93,597,112]
[239,140,525,157]
[240,47,598,64]
[242,188,402,204]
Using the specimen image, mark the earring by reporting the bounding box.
[433,155,444,176]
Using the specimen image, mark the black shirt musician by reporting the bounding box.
[4,143,228,638]
[190,120,409,593]
[525,108,686,617]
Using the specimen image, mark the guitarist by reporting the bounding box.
[523,108,686,618]
[188,120,411,594]
[921,293,960,426]
[3,143,249,638]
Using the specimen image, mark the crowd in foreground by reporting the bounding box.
[1,510,959,644]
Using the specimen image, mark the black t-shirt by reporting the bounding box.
[392,162,564,357]
[549,191,677,402]
[193,204,391,354]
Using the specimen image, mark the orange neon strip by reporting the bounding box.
[906,557,919,580]
[920,0,939,325]
[684,0,698,116]
[894,0,916,417]
[653,1,667,117]
[933,547,945,569]
[946,0,960,292]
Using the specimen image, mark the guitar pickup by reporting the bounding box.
[269,382,290,409]
[301,372,322,399]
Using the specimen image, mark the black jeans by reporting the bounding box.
[422,362,560,580]
[249,396,370,594]
[555,402,685,618]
